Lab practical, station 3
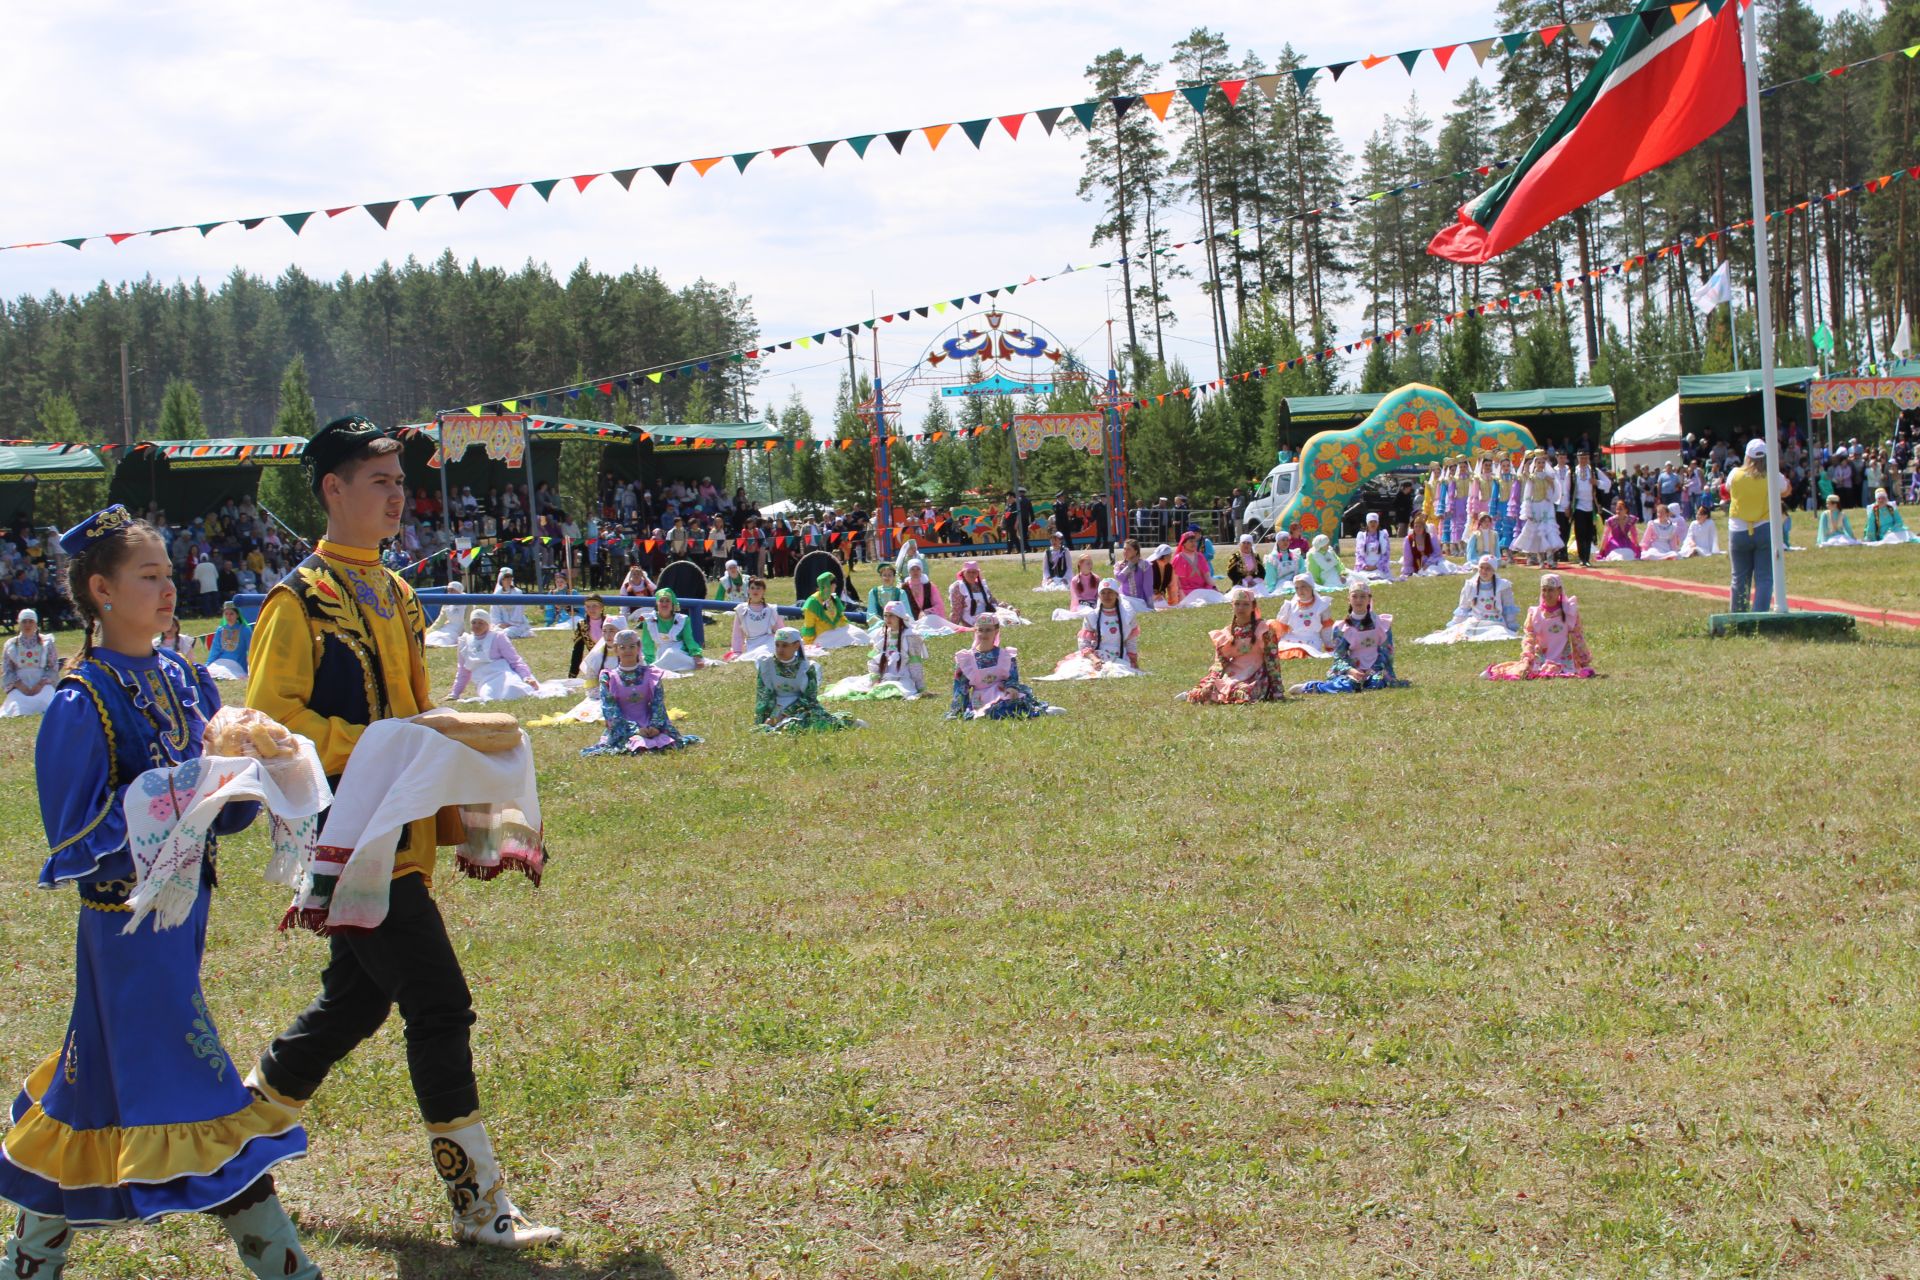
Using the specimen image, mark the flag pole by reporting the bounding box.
[1739,0,1788,613]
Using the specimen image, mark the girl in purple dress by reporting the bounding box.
[581,630,701,755]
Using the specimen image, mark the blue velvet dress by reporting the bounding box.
[0,647,306,1225]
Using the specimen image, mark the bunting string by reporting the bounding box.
[448,153,1920,424]
[4,4,1909,254]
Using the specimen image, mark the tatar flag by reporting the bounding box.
[1429,0,1746,264]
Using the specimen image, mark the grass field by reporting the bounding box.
[4,534,1919,1278]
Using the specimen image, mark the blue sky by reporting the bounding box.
[0,0,1868,433]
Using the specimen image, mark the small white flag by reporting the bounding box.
[1690,261,1732,312]
[1893,309,1912,360]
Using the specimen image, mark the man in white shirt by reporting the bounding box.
[1550,450,1572,564]
[192,554,219,616]
[1568,453,1614,567]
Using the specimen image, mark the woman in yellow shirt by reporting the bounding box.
[1725,439,1786,612]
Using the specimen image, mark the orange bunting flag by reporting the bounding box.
[688,157,724,176]
[644,539,657,553]
[923,123,953,150]
[1142,91,1175,120]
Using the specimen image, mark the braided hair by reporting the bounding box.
[64,514,163,671]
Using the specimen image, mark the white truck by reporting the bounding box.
[1239,460,1300,538]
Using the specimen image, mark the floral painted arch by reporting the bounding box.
[1276,383,1538,538]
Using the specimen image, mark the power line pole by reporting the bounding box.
[119,342,133,449]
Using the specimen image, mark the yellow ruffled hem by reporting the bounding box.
[2,1054,301,1189]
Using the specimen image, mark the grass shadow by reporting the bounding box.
[320,1224,677,1279]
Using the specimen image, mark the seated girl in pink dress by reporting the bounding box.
[1597,499,1641,561]
[1053,553,1102,622]
[1482,574,1597,680]
[1179,587,1283,703]
[1168,530,1227,607]
[947,615,1061,720]
[949,560,1027,629]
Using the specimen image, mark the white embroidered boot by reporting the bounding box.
[429,1120,560,1248]
[3,1209,71,1279]
[211,1186,324,1280]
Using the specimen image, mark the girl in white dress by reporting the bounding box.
[1639,503,1686,560]
[0,609,58,717]
[726,577,783,661]
[449,609,561,702]
[1679,509,1719,557]
[1510,453,1562,565]
[824,602,929,700]
[1038,579,1141,680]
[1416,556,1521,644]
[1269,575,1334,659]
[425,573,466,647]
[490,567,533,638]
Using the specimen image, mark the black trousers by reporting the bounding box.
[1572,509,1597,564]
[1554,511,1572,562]
[260,873,479,1126]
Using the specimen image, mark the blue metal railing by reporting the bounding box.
[231,591,869,646]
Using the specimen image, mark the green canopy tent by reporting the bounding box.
[106,437,305,525]
[1472,386,1617,456]
[606,420,781,490]
[1676,367,1817,445]
[0,442,108,529]
[1281,393,1384,447]
[397,415,777,515]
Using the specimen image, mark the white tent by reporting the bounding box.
[758,499,798,518]
[1606,394,1683,469]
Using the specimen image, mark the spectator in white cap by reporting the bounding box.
[1724,437,1787,611]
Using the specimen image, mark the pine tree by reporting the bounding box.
[1074,50,1177,365]
[157,376,207,439]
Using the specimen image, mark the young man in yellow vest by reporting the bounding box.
[244,417,559,1249]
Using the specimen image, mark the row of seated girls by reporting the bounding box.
[1816,488,1915,547]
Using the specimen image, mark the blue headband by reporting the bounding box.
[59,505,134,557]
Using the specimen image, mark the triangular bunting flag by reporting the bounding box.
[1071,101,1101,129]
[1111,94,1140,117]
[847,134,877,156]
[1397,50,1422,72]
[1470,38,1497,64]
[997,114,1025,139]
[1327,62,1354,80]
[530,178,560,201]
[688,157,724,176]
[1361,54,1390,69]
[885,129,912,153]
[612,167,640,189]
[409,195,436,210]
[489,184,520,208]
[1252,73,1283,97]
[1292,67,1318,91]
[280,211,313,234]
[1540,24,1565,46]
[1672,1,1701,21]
[324,206,353,218]
[923,123,953,150]
[502,400,518,412]
[808,141,837,165]
[1434,44,1458,70]
[1035,106,1065,134]
[1219,78,1246,104]
[465,404,483,417]
[196,222,226,236]
[571,174,599,193]
[1501,32,1529,54]
[733,151,759,172]
[1572,20,1601,45]
[363,201,399,229]
[1179,85,1211,114]
[449,190,479,209]
[959,118,991,147]
[60,238,86,250]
